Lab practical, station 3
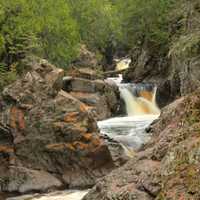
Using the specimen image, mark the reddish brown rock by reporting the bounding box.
[84,89,200,200]
[0,58,127,194]
[63,77,120,120]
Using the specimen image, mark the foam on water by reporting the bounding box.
[98,72,160,150]
[7,190,89,200]
[98,114,158,150]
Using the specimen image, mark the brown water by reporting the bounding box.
[98,76,160,150]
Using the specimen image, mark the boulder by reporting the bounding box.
[63,77,120,120]
[5,167,62,193]
[0,58,126,194]
[71,44,99,68]
[83,159,160,200]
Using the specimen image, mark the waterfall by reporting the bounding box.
[98,73,160,150]
[119,84,160,116]
[120,87,146,116]
[115,58,131,71]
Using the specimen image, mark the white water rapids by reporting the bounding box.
[99,75,160,150]
[98,114,159,150]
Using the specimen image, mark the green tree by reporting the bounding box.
[117,0,175,51]
[68,0,122,55]
[0,0,80,68]
[0,0,81,89]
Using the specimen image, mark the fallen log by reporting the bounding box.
[102,69,127,78]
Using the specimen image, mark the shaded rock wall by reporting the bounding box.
[123,0,200,108]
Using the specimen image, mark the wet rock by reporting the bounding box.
[100,134,130,167]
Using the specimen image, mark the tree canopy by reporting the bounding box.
[0,0,177,88]
[0,0,80,67]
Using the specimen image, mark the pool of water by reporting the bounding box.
[98,114,158,150]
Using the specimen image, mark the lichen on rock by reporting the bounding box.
[0,58,126,194]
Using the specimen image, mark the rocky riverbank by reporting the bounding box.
[0,57,128,197]
[84,88,200,200]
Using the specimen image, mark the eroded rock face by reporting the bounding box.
[63,77,120,120]
[0,58,126,194]
[71,44,99,69]
[84,88,200,200]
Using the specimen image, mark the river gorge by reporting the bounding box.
[1,0,200,199]
[7,64,161,200]
[1,53,200,200]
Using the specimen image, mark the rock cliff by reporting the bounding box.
[0,58,126,195]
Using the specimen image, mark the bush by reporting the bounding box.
[115,0,175,52]
[0,63,17,90]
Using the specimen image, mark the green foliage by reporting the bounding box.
[0,0,194,90]
[169,32,200,58]
[67,0,122,53]
[168,0,200,58]
[0,0,177,70]
[0,63,17,90]
[117,0,175,51]
[0,0,80,68]
[30,0,80,66]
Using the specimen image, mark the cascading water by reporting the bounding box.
[119,85,160,116]
[98,74,160,150]
[115,58,131,71]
